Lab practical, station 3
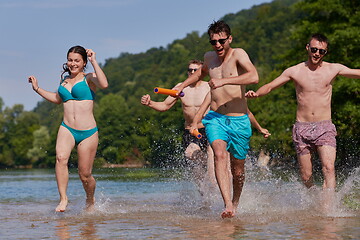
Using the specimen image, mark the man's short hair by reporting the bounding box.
[309,33,329,46]
[188,59,203,66]
[207,20,231,38]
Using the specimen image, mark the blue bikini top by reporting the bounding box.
[58,76,95,102]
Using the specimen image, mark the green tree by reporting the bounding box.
[0,105,40,167]
[27,126,51,167]
[95,94,132,163]
[25,0,358,169]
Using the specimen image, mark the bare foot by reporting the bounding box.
[55,197,68,212]
[221,204,235,219]
[85,197,95,212]
[221,209,235,219]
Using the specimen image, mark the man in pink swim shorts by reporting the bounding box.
[246,33,360,200]
[292,120,337,156]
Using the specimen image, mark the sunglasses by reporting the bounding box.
[209,36,229,45]
[310,47,327,55]
[188,68,198,73]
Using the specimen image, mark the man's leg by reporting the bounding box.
[297,152,314,188]
[317,145,336,190]
[230,155,245,210]
[206,145,217,185]
[184,143,207,195]
[317,145,336,211]
[211,139,233,218]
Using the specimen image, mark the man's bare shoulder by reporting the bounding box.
[289,62,306,70]
[283,62,305,74]
[232,48,247,55]
[199,80,209,84]
[199,80,210,88]
[322,61,345,69]
[183,81,209,89]
[231,48,252,63]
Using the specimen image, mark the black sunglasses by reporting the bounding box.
[188,68,198,73]
[310,47,327,55]
[209,36,229,45]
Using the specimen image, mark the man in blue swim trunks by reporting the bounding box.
[175,20,259,218]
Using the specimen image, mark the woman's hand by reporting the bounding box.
[28,75,39,92]
[86,49,97,63]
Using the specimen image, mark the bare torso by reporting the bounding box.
[205,49,248,116]
[181,81,210,129]
[61,77,97,130]
[289,61,338,122]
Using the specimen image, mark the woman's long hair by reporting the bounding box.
[61,45,87,79]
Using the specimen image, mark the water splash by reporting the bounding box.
[337,167,360,211]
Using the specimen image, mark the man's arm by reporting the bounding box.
[337,64,360,78]
[175,61,208,93]
[141,83,184,111]
[246,68,293,98]
[140,94,178,112]
[175,68,205,93]
[190,92,211,135]
[208,49,259,89]
[247,108,271,138]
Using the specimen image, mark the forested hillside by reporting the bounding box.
[0,0,359,168]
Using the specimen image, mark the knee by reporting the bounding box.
[56,153,69,166]
[78,169,92,182]
[232,170,245,181]
[214,150,227,162]
[231,164,245,179]
[185,143,202,160]
[300,170,313,184]
[298,163,312,180]
[301,168,312,179]
[322,163,335,175]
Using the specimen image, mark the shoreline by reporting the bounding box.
[102,162,146,168]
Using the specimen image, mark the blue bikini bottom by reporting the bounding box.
[61,121,98,144]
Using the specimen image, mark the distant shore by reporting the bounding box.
[102,162,146,168]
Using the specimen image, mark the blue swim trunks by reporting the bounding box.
[202,110,252,160]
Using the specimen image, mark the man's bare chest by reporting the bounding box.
[208,66,241,80]
[293,69,335,92]
[182,88,208,107]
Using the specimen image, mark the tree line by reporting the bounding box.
[0,0,359,169]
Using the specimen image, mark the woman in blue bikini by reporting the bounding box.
[28,46,108,212]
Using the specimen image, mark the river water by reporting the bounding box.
[0,166,359,239]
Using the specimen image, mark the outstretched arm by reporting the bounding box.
[247,108,270,138]
[246,68,293,98]
[337,64,360,79]
[28,76,62,104]
[141,83,182,111]
[141,94,178,112]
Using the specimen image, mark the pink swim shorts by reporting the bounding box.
[292,120,337,155]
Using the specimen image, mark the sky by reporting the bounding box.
[0,0,272,111]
